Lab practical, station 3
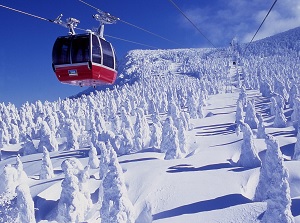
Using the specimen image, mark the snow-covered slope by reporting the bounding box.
[77,26,300,99]
[1,26,300,222]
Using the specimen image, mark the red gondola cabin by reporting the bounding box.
[52,32,117,86]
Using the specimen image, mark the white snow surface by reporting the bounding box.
[1,89,299,222]
[1,26,300,222]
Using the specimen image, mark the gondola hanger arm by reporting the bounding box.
[52,14,80,35]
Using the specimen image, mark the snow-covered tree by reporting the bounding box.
[291,97,300,129]
[254,135,294,223]
[119,129,134,155]
[108,97,118,121]
[270,97,277,116]
[178,112,188,131]
[183,112,193,130]
[45,113,58,136]
[38,121,58,152]
[88,144,99,169]
[257,114,266,139]
[100,148,134,223]
[39,147,54,180]
[288,84,298,108]
[293,127,300,160]
[161,117,175,153]
[275,93,285,110]
[0,128,9,148]
[139,96,148,115]
[15,155,23,173]
[98,141,110,206]
[151,112,162,129]
[22,135,37,156]
[236,100,244,123]
[65,120,80,150]
[274,77,288,103]
[199,91,207,106]
[0,159,29,222]
[244,100,258,129]
[120,107,134,136]
[237,122,261,168]
[94,112,107,133]
[57,173,86,222]
[90,124,99,150]
[78,165,92,212]
[238,86,247,108]
[0,164,19,196]
[123,98,132,115]
[164,129,181,160]
[16,184,36,223]
[159,92,168,113]
[168,100,179,117]
[134,108,150,151]
[55,111,66,138]
[273,105,287,128]
[100,141,111,177]
[14,155,28,185]
[111,115,121,135]
[9,123,20,144]
[98,130,118,153]
[254,135,288,200]
[149,123,162,150]
[187,94,198,119]
[0,192,18,223]
[260,80,273,97]
[197,103,204,119]
[57,158,91,223]
[160,117,181,160]
[129,96,137,116]
[148,96,157,114]
[177,120,187,154]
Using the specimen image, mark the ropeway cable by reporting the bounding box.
[167,0,216,48]
[118,19,181,46]
[104,34,158,49]
[0,3,158,49]
[78,26,159,48]
[243,0,278,53]
[78,0,182,46]
[0,4,52,22]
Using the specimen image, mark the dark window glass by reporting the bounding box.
[52,37,71,65]
[92,35,101,64]
[100,39,114,69]
[71,36,90,63]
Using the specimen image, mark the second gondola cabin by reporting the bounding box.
[52,32,117,87]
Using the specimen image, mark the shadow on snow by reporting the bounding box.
[280,143,295,159]
[195,122,237,137]
[210,138,243,148]
[119,157,158,164]
[152,194,251,220]
[167,162,232,173]
[270,130,296,138]
[34,196,58,222]
[194,123,236,130]
[292,198,300,217]
[206,104,236,111]
[258,198,300,220]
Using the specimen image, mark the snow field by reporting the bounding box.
[1,26,300,222]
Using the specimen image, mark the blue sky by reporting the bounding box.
[0,0,299,107]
